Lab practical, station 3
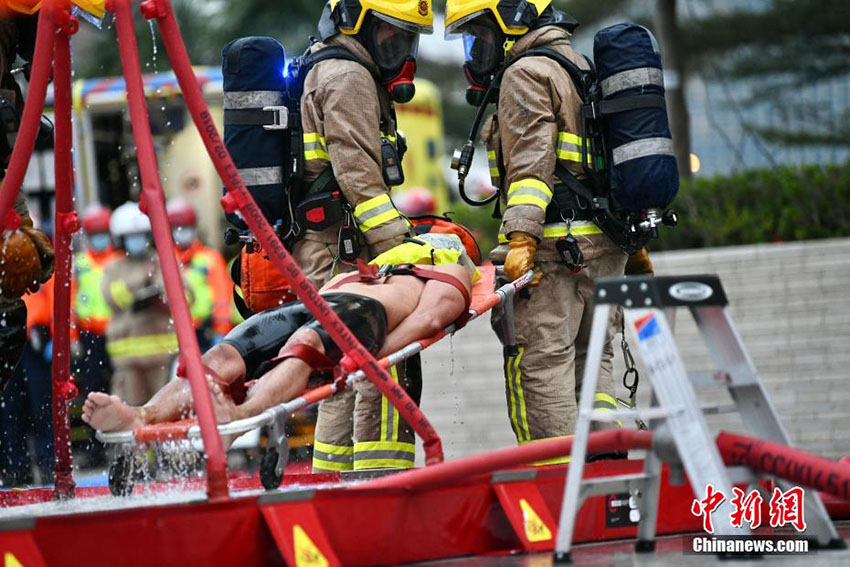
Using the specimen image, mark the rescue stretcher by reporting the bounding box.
[96,266,536,495]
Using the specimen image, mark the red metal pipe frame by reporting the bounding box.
[51,1,81,499]
[145,0,444,465]
[111,0,229,500]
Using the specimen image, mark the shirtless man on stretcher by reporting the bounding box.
[82,232,479,434]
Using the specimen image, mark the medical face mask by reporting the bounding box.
[172,226,197,250]
[87,232,112,253]
[123,233,150,257]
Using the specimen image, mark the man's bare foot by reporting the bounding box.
[206,378,241,425]
[82,392,145,432]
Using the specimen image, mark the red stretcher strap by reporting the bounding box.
[268,343,337,372]
[134,418,197,444]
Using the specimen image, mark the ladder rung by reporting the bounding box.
[701,403,738,416]
[580,472,652,496]
[584,407,680,423]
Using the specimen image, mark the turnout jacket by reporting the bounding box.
[300,34,410,255]
[485,26,599,263]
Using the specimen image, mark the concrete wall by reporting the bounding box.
[416,238,850,462]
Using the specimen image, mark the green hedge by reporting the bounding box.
[653,163,850,251]
[443,163,850,257]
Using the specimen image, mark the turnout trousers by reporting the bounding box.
[291,237,418,472]
[491,232,627,462]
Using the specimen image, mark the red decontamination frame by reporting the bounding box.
[0,0,442,501]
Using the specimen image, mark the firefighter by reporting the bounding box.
[72,205,119,395]
[280,0,433,473]
[446,0,627,454]
[101,202,178,406]
[167,198,233,351]
[0,5,54,393]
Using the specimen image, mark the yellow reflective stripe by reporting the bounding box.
[519,436,572,465]
[487,150,497,159]
[558,132,583,145]
[107,334,179,358]
[506,348,531,443]
[353,459,414,470]
[557,132,592,164]
[381,366,400,442]
[593,392,623,427]
[303,132,330,161]
[109,281,134,310]
[541,223,603,239]
[313,441,354,456]
[312,458,353,472]
[507,179,552,211]
[353,440,415,453]
[354,194,402,231]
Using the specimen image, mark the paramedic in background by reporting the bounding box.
[266,0,432,473]
[446,0,627,457]
[101,202,180,406]
[167,198,233,351]
[72,205,119,396]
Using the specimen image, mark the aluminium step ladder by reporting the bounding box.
[553,274,843,562]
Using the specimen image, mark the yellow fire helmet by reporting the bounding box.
[445,0,552,37]
[329,0,434,36]
[2,1,105,17]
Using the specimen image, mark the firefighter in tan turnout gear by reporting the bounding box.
[446,0,627,458]
[294,0,433,472]
[101,202,179,406]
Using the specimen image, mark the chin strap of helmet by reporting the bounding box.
[383,57,417,103]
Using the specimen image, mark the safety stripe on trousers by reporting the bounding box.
[600,67,664,97]
[380,366,401,443]
[593,392,623,427]
[353,194,402,232]
[556,132,592,164]
[505,347,531,443]
[312,440,354,472]
[612,137,674,165]
[107,334,179,359]
[303,132,330,161]
[518,436,573,465]
[353,440,415,470]
[506,179,552,212]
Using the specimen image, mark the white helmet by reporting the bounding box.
[109,201,151,239]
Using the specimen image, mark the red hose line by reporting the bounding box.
[359,429,654,492]
[717,432,850,500]
[0,1,56,229]
[51,4,79,500]
[148,0,444,465]
[113,0,229,500]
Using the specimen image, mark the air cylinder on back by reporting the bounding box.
[594,23,679,212]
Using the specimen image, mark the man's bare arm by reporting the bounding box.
[378,280,468,357]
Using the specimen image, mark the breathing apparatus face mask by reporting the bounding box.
[172,226,197,250]
[461,22,505,106]
[87,232,112,253]
[123,233,151,257]
[367,14,421,103]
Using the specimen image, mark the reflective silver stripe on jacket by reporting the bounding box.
[612,137,674,166]
[237,166,283,186]
[223,90,284,110]
[600,67,664,97]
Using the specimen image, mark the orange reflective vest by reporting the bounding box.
[176,240,234,336]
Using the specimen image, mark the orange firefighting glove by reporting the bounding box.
[625,248,654,276]
[0,228,43,298]
[504,231,541,285]
[20,217,54,287]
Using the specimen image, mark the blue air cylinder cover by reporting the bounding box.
[594,23,679,212]
[222,36,289,229]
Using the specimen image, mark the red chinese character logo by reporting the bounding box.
[768,486,806,532]
[730,487,764,529]
[691,484,726,533]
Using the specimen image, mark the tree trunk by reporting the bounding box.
[655,0,692,178]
